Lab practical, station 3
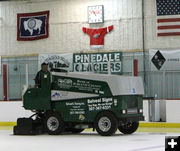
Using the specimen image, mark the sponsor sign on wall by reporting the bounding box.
[150,49,180,71]
[39,52,122,74]
[39,53,73,72]
[73,52,122,74]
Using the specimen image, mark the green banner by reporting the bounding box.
[73,52,122,74]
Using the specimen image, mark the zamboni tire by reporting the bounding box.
[95,112,118,136]
[118,121,139,134]
[45,112,65,135]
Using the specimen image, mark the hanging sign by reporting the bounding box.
[73,52,122,74]
[82,25,113,48]
[17,11,49,41]
[39,53,73,72]
[150,49,180,71]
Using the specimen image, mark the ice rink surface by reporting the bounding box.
[1,129,180,151]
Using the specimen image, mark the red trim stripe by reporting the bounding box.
[157,32,180,36]
[158,25,180,30]
[133,59,138,76]
[158,18,180,23]
[3,64,8,101]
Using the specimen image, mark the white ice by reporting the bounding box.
[0,130,178,151]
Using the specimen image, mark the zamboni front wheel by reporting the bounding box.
[118,121,139,134]
[45,112,65,135]
[95,112,118,136]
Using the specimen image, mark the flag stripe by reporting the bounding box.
[158,25,180,30]
[157,20,180,36]
[157,18,180,23]
[157,15,180,19]
[157,29,180,33]
[158,22,180,26]
[157,32,180,36]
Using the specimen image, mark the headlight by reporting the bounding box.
[122,110,126,114]
[114,99,118,106]
[139,109,143,113]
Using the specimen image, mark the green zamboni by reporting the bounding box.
[14,70,144,136]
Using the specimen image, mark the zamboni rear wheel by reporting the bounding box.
[95,112,118,136]
[45,112,65,135]
[118,121,139,134]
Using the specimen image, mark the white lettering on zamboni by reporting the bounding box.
[87,98,101,104]
[102,98,112,103]
[87,98,113,111]
[70,110,85,115]
[58,79,72,87]
[66,102,86,115]
[66,102,85,106]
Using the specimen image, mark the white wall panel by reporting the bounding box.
[0,101,32,122]
[0,0,143,56]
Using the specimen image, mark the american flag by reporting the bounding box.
[156,0,180,36]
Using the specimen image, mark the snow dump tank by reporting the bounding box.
[51,72,144,98]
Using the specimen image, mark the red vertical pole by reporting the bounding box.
[3,64,8,101]
[133,59,138,76]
